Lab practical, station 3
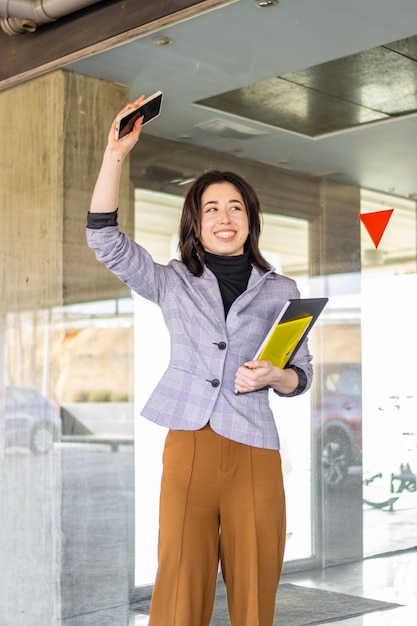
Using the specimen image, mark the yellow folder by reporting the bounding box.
[255,315,313,369]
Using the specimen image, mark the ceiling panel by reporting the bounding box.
[385,34,417,60]
[196,37,417,137]
[196,78,388,137]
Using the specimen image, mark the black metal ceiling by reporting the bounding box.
[196,35,417,137]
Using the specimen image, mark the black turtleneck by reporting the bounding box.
[204,251,252,317]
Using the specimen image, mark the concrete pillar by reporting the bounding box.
[0,69,133,311]
[0,70,133,625]
[310,178,363,567]
[312,178,361,277]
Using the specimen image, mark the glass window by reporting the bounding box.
[361,190,417,557]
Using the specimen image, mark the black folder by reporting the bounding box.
[254,297,328,368]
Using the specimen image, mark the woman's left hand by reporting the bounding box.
[234,360,299,395]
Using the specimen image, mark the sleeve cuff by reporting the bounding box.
[276,365,308,397]
[87,209,118,229]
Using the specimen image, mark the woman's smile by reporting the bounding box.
[215,229,237,240]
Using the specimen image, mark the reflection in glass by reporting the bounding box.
[1,294,135,623]
[361,190,417,558]
[4,385,61,454]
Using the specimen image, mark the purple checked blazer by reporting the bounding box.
[87,226,313,450]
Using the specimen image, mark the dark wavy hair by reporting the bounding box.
[178,170,272,276]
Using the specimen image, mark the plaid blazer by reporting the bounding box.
[87,226,313,450]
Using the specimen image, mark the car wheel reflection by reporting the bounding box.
[313,363,362,488]
[3,386,61,455]
[30,422,55,455]
[321,429,352,487]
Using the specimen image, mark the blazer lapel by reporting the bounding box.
[189,268,226,329]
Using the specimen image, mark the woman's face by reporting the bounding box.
[199,182,249,256]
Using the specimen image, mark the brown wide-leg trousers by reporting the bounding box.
[148,424,286,626]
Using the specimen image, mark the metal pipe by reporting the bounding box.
[0,0,104,35]
[0,17,36,35]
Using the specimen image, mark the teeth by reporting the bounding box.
[216,231,235,239]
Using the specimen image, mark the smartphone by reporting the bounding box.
[115,90,163,140]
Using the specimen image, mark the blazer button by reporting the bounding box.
[217,341,227,350]
[210,379,220,388]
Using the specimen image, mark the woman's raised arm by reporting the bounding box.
[90,97,144,213]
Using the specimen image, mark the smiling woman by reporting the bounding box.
[86,101,313,625]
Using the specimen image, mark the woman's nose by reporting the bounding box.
[218,208,231,223]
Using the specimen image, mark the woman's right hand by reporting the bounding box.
[107,96,146,157]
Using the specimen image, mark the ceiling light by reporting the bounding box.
[255,0,279,7]
[171,176,196,186]
[195,119,268,140]
[152,36,173,46]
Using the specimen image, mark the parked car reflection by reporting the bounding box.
[2,386,61,454]
[313,362,362,487]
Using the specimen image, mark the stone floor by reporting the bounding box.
[132,548,417,625]
[2,442,416,625]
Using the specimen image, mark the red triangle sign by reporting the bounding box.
[359,208,394,249]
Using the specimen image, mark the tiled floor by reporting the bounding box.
[132,548,417,625]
